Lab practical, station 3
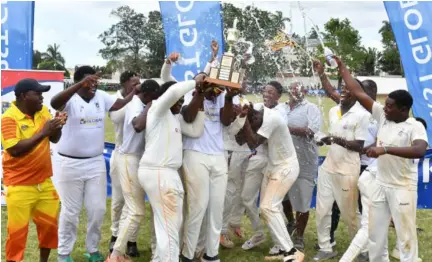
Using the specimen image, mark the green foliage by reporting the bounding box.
[358,47,381,76]
[222,3,290,86]
[378,20,403,76]
[33,44,70,77]
[98,6,165,78]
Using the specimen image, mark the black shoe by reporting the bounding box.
[179,254,193,262]
[109,236,117,253]
[202,254,220,261]
[126,241,140,257]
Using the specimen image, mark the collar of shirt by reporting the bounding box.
[336,102,363,119]
[10,101,44,121]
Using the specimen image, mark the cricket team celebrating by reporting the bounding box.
[2,40,428,262]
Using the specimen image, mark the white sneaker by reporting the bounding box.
[269,245,283,255]
[391,247,422,262]
[242,233,266,250]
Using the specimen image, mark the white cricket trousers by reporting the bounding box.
[316,167,360,252]
[112,153,145,255]
[56,154,107,255]
[368,184,418,262]
[181,150,228,259]
[340,170,389,262]
[221,151,250,234]
[260,163,299,251]
[241,153,267,235]
[109,150,131,239]
[139,166,184,262]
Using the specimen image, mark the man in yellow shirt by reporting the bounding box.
[1,78,65,262]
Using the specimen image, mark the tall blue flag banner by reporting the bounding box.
[1,1,35,70]
[385,1,432,144]
[159,1,224,81]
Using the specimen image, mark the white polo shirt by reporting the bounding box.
[223,95,250,152]
[321,102,369,175]
[57,91,116,157]
[359,106,378,166]
[140,80,199,169]
[108,90,126,149]
[253,102,289,155]
[118,95,146,156]
[257,107,297,173]
[372,102,428,191]
[182,91,225,155]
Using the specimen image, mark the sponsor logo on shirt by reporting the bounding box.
[175,128,179,133]
[80,118,103,125]
[95,102,100,109]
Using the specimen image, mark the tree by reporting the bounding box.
[98,6,165,78]
[41,44,66,70]
[32,50,42,69]
[378,20,403,75]
[222,3,290,86]
[358,47,381,76]
[319,18,365,73]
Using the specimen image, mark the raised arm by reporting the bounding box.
[51,74,98,110]
[334,56,374,113]
[152,80,197,117]
[109,85,138,112]
[313,60,340,104]
[132,101,151,133]
[161,53,179,83]
[242,118,266,150]
[179,111,205,137]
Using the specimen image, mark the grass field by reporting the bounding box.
[2,95,431,262]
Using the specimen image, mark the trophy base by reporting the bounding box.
[205,78,241,89]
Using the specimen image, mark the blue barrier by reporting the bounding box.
[103,142,432,209]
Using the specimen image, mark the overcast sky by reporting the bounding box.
[33,1,389,68]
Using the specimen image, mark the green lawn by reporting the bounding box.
[2,201,431,262]
[3,95,430,262]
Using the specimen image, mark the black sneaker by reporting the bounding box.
[201,254,220,262]
[179,254,193,262]
[126,241,140,257]
[109,236,117,253]
[284,248,305,262]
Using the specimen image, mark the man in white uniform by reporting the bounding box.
[180,81,238,262]
[108,71,141,256]
[239,104,304,262]
[107,80,160,261]
[240,81,289,252]
[138,76,209,262]
[312,61,369,261]
[333,56,428,262]
[51,66,136,262]
[220,94,251,249]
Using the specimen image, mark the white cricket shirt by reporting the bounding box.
[118,95,147,156]
[57,91,116,157]
[108,90,126,149]
[257,107,298,173]
[140,80,201,169]
[372,102,428,191]
[321,102,369,175]
[223,95,250,152]
[359,105,378,166]
[182,90,225,155]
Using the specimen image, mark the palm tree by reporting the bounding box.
[42,44,66,70]
[270,11,290,31]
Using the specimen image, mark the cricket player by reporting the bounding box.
[220,94,251,249]
[312,60,369,261]
[1,79,65,262]
[51,66,136,262]
[240,81,289,252]
[107,79,160,261]
[239,104,304,262]
[138,75,209,262]
[282,82,322,251]
[180,83,238,262]
[333,55,428,262]
[108,71,141,256]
